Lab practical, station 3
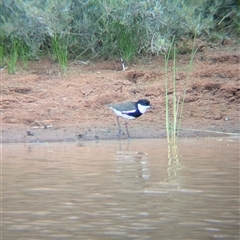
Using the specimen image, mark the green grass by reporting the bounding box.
[7,40,18,74]
[2,0,238,64]
[17,40,30,69]
[0,0,238,74]
[0,45,4,67]
[2,38,30,74]
[176,37,199,138]
[164,37,176,146]
[115,21,138,62]
[0,37,5,67]
[164,35,198,150]
[51,35,68,73]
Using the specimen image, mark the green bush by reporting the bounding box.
[0,0,239,73]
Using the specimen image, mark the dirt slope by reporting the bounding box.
[1,43,239,143]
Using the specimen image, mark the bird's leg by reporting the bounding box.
[117,117,122,137]
[124,120,130,139]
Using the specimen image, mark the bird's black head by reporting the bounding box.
[137,99,151,107]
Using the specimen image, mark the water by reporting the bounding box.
[2,138,239,239]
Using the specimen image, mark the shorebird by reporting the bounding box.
[107,99,152,139]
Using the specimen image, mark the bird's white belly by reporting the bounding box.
[113,109,136,120]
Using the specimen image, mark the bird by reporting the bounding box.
[107,99,152,139]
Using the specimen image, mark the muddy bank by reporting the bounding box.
[2,119,239,143]
[1,43,239,143]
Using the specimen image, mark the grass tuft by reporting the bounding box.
[164,34,198,149]
[51,35,68,73]
[116,22,138,62]
[2,37,30,74]
[7,39,18,74]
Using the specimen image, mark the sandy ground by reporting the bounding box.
[1,42,239,143]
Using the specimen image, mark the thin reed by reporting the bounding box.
[164,35,198,148]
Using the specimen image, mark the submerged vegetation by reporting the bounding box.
[0,0,239,73]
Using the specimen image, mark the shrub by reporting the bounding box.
[0,0,239,73]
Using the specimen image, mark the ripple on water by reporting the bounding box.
[2,139,240,239]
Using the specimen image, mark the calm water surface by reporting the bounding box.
[2,138,240,239]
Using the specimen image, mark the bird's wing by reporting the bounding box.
[109,102,136,112]
[122,109,136,114]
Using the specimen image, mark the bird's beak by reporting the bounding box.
[150,105,154,109]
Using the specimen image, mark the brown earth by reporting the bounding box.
[1,42,239,143]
